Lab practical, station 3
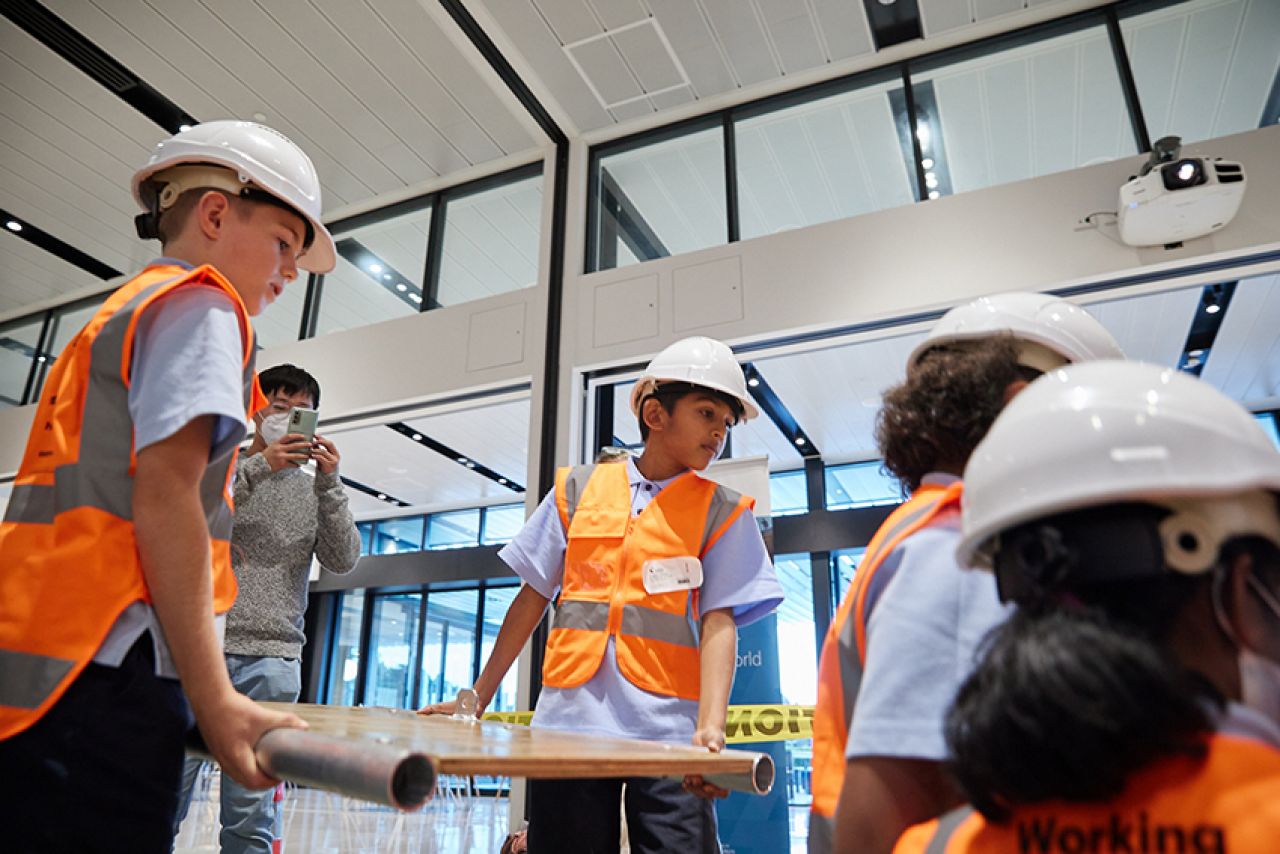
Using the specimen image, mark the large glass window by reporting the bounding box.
[736,73,917,240]
[373,516,425,554]
[326,590,365,705]
[910,21,1134,198]
[480,585,522,712]
[831,548,866,612]
[481,504,525,546]
[427,509,482,550]
[316,205,431,337]
[0,315,43,407]
[1122,0,1280,144]
[825,461,902,510]
[769,470,809,517]
[420,590,480,707]
[436,173,543,307]
[363,593,422,709]
[592,124,727,272]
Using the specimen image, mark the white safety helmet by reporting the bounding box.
[909,292,1125,373]
[131,120,336,273]
[629,336,759,422]
[959,360,1280,576]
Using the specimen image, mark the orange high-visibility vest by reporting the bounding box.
[543,462,754,701]
[0,263,263,741]
[809,481,964,846]
[893,732,1280,853]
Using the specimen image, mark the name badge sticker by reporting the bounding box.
[642,556,704,595]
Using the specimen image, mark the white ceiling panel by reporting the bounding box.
[1198,273,1280,408]
[0,234,105,315]
[405,398,532,488]
[1080,286,1201,368]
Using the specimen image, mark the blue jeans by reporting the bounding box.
[174,655,301,854]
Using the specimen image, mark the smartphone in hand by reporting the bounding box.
[287,407,319,464]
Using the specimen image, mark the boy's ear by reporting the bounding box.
[195,191,231,241]
[641,396,667,434]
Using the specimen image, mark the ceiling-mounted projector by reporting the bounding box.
[1117,135,1245,247]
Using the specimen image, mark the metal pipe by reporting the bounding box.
[695,751,776,796]
[253,728,438,811]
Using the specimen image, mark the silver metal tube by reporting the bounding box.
[694,751,776,796]
[253,728,438,811]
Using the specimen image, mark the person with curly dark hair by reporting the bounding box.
[895,361,1280,853]
[810,293,1124,854]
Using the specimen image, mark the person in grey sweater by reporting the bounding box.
[174,364,361,853]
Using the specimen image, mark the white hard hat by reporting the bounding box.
[910,292,1125,372]
[959,360,1280,571]
[629,336,759,421]
[132,120,336,273]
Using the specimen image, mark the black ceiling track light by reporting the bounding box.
[0,208,121,281]
[334,238,436,311]
[1177,281,1237,377]
[0,0,198,134]
[386,422,526,493]
[339,476,410,508]
[742,363,821,460]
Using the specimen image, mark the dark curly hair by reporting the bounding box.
[875,336,1023,493]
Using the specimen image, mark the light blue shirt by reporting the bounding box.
[846,473,1013,761]
[94,259,251,676]
[500,457,784,744]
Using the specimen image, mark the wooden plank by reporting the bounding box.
[261,702,773,791]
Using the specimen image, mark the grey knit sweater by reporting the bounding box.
[224,452,361,659]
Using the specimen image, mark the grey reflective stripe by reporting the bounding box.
[700,484,745,556]
[621,603,698,648]
[552,599,609,632]
[837,493,949,732]
[0,647,76,710]
[561,464,598,529]
[807,812,833,854]
[925,806,974,854]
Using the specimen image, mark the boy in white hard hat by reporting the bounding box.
[0,120,334,849]
[422,336,784,854]
[807,293,1125,854]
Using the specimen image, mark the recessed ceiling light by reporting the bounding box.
[747,377,760,387]
[794,436,806,446]
[1205,304,1221,314]
[5,220,21,232]
[466,461,476,468]
[498,478,507,485]
[928,190,941,200]
[368,263,383,274]
[395,283,407,292]
[412,433,422,441]
[922,157,934,170]
[382,273,392,281]
[377,493,387,500]
[457,457,467,464]
[179,124,192,132]
[408,293,422,303]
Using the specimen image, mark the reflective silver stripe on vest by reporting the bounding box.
[560,464,598,529]
[621,603,698,648]
[3,275,252,543]
[552,599,609,632]
[701,484,744,555]
[836,494,949,732]
[0,647,76,710]
[925,806,974,854]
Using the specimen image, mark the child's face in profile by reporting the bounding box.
[649,393,736,472]
[215,201,306,316]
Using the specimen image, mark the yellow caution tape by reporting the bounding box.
[482,704,814,744]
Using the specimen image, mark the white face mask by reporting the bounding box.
[258,412,290,446]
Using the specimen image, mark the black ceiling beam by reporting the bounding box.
[339,475,410,508]
[1,0,197,134]
[743,363,821,460]
[1176,282,1236,377]
[334,238,435,311]
[387,422,526,494]
[1,208,121,281]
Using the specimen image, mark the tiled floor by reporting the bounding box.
[174,766,512,853]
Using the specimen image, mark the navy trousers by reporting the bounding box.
[527,776,720,854]
[0,638,191,853]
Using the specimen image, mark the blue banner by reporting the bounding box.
[717,612,791,854]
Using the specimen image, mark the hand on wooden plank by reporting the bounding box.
[682,725,731,800]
